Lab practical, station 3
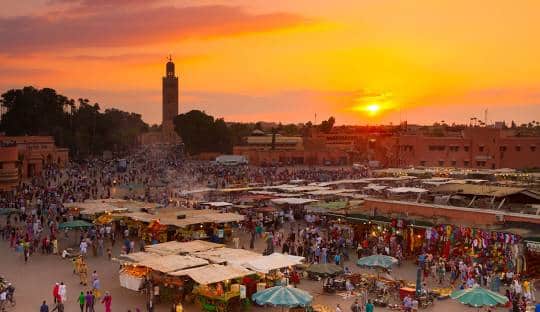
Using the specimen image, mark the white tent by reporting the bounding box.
[243,253,304,273]
[200,201,233,208]
[137,255,209,273]
[271,198,318,205]
[363,184,387,191]
[387,187,428,194]
[171,264,254,285]
[145,240,224,256]
[193,248,263,264]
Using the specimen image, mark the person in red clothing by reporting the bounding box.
[101,291,112,312]
[52,283,60,304]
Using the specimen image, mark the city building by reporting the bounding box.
[233,126,540,169]
[0,143,19,191]
[140,57,182,145]
[392,127,540,169]
[0,135,69,190]
[233,130,350,166]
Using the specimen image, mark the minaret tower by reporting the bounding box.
[162,55,179,129]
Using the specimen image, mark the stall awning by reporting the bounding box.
[138,255,209,273]
[145,240,224,256]
[363,184,387,191]
[193,248,263,265]
[200,201,233,208]
[388,187,428,194]
[115,251,157,263]
[170,264,254,285]
[243,253,304,273]
[271,198,318,205]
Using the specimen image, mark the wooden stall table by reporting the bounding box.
[195,288,240,312]
[399,287,416,301]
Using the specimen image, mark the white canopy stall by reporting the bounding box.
[193,247,263,265]
[243,253,304,273]
[171,264,254,285]
[145,240,224,256]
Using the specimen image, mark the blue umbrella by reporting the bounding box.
[252,286,313,310]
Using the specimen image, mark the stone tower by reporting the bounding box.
[162,56,178,129]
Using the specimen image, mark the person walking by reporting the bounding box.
[40,300,49,312]
[350,299,362,312]
[52,283,60,304]
[365,300,374,312]
[58,282,67,303]
[77,291,85,312]
[85,291,94,312]
[51,301,64,312]
[92,277,101,299]
[101,291,112,312]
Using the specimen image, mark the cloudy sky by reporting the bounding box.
[2,0,540,125]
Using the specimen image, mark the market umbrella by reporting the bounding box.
[306,263,344,276]
[0,208,19,216]
[356,254,398,270]
[450,286,508,310]
[58,220,94,230]
[252,285,313,311]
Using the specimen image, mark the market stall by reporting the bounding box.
[145,240,224,256]
[192,247,263,265]
[171,264,255,312]
[243,253,304,274]
[119,265,149,291]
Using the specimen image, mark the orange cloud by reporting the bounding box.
[0,5,311,53]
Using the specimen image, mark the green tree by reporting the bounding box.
[0,86,148,159]
[174,110,232,155]
[319,116,335,133]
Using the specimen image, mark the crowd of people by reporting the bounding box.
[0,145,538,312]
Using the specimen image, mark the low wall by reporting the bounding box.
[363,198,540,226]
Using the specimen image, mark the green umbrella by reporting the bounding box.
[252,285,312,311]
[357,254,398,270]
[0,208,19,216]
[58,220,93,230]
[306,263,344,276]
[450,286,508,308]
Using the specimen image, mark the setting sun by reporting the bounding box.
[365,104,381,115]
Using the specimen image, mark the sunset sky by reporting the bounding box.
[1,0,540,125]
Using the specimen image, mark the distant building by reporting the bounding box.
[215,155,248,166]
[233,126,540,169]
[233,132,350,166]
[140,56,182,145]
[0,143,19,191]
[0,135,69,190]
[393,127,540,169]
[162,56,179,133]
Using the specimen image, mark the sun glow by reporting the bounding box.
[365,104,381,115]
[351,92,395,119]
